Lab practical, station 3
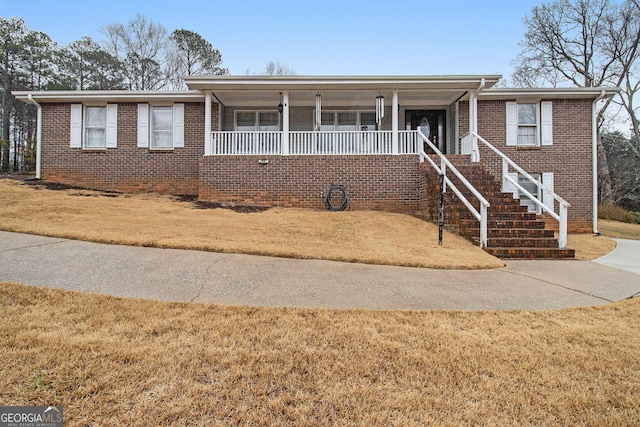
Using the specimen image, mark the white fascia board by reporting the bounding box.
[479,87,619,100]
[12,90,205,104]
[183,75,503,91]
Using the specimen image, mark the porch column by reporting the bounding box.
[204,91,212,155]
[282,91,289,156]
[392,90,399,154]
[468,91,479,162]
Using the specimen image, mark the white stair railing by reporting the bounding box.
[417,127,490,248]
[473,132,570,249]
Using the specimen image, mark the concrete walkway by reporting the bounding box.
[593,238,640,275]
[0,231,638,311]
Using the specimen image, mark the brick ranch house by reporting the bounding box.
[14,75,618,258]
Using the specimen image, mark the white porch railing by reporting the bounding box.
[473,132,570,249]
[209,131,282,155]
[209,130,421,155]
[417,127,490,248]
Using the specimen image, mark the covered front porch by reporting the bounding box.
[183,75,501,157]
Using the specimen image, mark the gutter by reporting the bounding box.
[592,90,607,235]
[26,94,42,179]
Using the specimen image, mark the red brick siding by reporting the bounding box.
[41,102,213,195]
[460,99,594,232]
[200,155,423,212]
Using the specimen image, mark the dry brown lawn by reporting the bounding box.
[0,179,505,269]
[0,178,631,267]
[599,219,640,240]
[1,179,639,425]
[1,282,639,426]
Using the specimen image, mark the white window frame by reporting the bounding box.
[507,172,555,214]
[312,110,377,131]
[83,106,107,149]
[518,173,542,213]
[70,104,117,149]
[151,105,174,150]
[506,101,553,147]
[137,103,184,150]
[517,103,539,147]
[234,110,280,131]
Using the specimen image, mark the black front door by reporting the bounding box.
[406,110,446,153]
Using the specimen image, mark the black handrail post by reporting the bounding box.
[439,173,444,245]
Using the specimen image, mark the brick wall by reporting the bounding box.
[200,155,423,212]
[460,99,594,232]
[41,102,213,195]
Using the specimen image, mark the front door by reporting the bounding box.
[406,110,446,153]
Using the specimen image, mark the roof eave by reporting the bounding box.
[12,90,205,103]
[182,74,503,91]
[479,87,620,100]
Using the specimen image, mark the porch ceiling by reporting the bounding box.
[186,75,502,107]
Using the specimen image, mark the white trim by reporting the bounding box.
[506,102,553,147]
[392,90,398,155]
[234,110,281,131]
[282,91,289,156]
[542,172,555,212]
[540,101,553,146]
[150,105,174,150]
[172,103,184,148]
[505,172,518,197]
[518,173,542,213]
[310,110,377,131]
[481,87,619,100]
[14,90,204,103]
[204,92,212,155]
[137,104,149,148]
[105,104,118,148]
[70,104,83,148]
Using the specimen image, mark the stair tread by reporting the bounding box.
[421,158,574,260]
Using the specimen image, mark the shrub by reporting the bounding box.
[599,204,637,223]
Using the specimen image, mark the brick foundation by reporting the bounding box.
[199,155,423,212]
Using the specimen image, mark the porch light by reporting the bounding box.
[376,95,385,125]
[315,94,321,131]
[278,92,283,113]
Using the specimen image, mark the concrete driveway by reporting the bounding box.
[0,231,638,311]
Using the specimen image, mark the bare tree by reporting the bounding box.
[101,14,167,90]
[512,0,640,204]
[603,0,640,159]
[262,60,295,76]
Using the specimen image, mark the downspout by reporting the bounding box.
[592,90,606,235]
[27,94,42,179]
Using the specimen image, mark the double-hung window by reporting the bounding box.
[506,101,553,147]
[137,103,184,150]
[517,103,538,146]
[70,104,118,149]
[84,106,107,149]
[151,106,173,149]
[234,111,280,131]
[518,173,541,213]
[314,111,376,131]
[506,172,555,214]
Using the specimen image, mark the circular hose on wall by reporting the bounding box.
[325,185,349,211]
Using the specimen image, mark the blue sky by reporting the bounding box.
[1,0,544,78]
